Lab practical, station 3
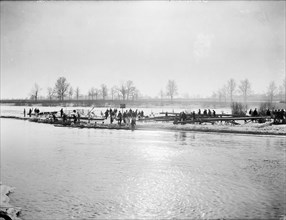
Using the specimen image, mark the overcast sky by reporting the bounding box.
[1,1,285,99]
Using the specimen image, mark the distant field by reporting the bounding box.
[0,99,284,109]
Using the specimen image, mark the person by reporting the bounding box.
[118,111,122,125]
[249,109,252,116]
[198,109,201,115]
[72,110,77,123]
[123,111,127,124]
[253,108,258,116]
[77,112,81,123]
[60,108,64,118]
[181,112,187,121]
[110,109,114,124]
[73,114,77,124]
[192,111,196,120]
[213,110,216,117]
[126,110,131,125]
[281,109,285,120]
[52,113,57,122]
[208,109,211,116]
[28,108,32,117]
[132,110,136,118]
[105,109,109,119]
[23,109,26,117]
[34,108,39,117]
[131,116,136,129]
[63,113,67,123]
[203,109,207,116]
[266,109,271,116]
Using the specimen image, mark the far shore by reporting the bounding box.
[1,99,285,109]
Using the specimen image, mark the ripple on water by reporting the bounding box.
[1,119,285,219]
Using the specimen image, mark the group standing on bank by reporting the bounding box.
[22,106,286,125]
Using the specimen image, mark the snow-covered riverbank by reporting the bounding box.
[136,121,286,136]
[1,115,285,135]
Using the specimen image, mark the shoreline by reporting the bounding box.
[1,115,285,136]
[136,123,286,136]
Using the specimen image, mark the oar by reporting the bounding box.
[87,106,95,116]
[87,106,96,122]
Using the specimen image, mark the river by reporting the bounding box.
[1,106,285,219]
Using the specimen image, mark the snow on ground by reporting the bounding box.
[136,121,286,135]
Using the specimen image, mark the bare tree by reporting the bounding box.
[31,83,41,101]
[68,87,74,100]
[238,79,252,104]
[110,86,117,100]
[126,80,135,100]
[159,89,164,101]
[95,89,100,100]
[221,85,228,103]
[280,79,286,103]
[217,89,223,103]
[117,83,127,100]
[130,88,139,101]
[267,81,277,103]
[47,87,54,101]
[278,84,284,101]
[88,87,96,100]
[101,84,108,100]
[87,90,91,100]
[54,77,70,101]
[166,80,178,101]
[75,87,80,100]
[227,78,236,103]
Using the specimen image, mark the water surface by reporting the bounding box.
[1,118,285,219]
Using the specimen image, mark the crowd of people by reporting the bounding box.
[55,108,145,127]
[24,108,41,117]
[101,108,145,126]
[272,109,286,123]
[176,109,217,122]
[23,106,285,125]
[249,108,286,123]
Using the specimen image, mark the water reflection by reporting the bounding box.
[174,131,187,144]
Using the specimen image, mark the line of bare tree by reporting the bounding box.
[212,78,286,104]
[86,81,140,101]
[29,76,285,103]
[30,77,142,101]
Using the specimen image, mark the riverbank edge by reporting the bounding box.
[1,115,285,136]
[136,124,286,136]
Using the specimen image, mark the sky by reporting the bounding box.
[1,1,285,99]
